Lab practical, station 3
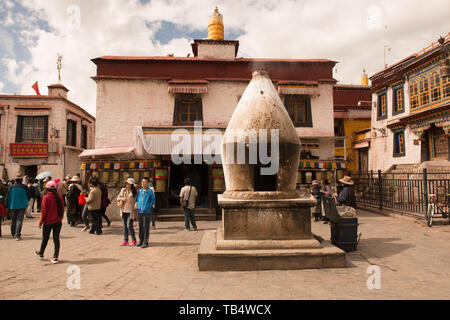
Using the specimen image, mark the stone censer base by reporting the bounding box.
[198,194,346,271]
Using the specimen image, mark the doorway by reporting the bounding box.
[21,165,38,179]
[169,162,209,208]
[429,125,449,160]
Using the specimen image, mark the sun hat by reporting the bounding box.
[46,181,57,189]
[126,178,136,185]
[339,176,354,185]
[311,180,319,185]
[70,176,80,182]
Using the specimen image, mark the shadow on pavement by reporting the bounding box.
[149,242,199,247]
[358,237,414,258]
[71,258,120,265]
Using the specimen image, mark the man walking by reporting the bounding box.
[179,177,198,231]
[86,177,102,235]
[6,173,29,240]
[66,176,82,226]
[134,177,155,249]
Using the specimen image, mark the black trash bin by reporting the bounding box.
[322,197,359,252]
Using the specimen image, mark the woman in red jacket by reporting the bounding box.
[34,181,64,264]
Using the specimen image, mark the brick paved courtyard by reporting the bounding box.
[0,209,449,300]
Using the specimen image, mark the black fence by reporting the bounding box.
[353,169,450,214]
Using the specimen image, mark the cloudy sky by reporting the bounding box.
[0,0,449,116]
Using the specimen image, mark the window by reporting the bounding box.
[66,120,77,147]
[393,130,405,157]
[173,95,203,125]
[392,84,404,115]
[15,116,48,142]
[283,95,312,127]
[409,65,450,111]
[334,118,345,147]
[377,91,387,120]
[81,125,88,149]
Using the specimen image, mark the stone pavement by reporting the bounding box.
[0,209,449,300]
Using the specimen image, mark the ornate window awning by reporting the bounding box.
[277,81,319,96]
[168,79,208,94]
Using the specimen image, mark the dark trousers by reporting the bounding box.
[89,210,102,235]
[38,222,62,258]
[150,211,156,227]
[183,208,197,230]
[82,205,90,227]
[11,209,25,238]
[122,213,135,242]
[33,195,41,211]
[100,207,110,224]
[138,213,151,245]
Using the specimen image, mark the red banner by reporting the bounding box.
[10,143,48,157]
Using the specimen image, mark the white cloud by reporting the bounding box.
[0,81,4,93]
[4,0,450,117]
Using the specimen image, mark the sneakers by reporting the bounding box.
[120,241,129,247]
[34,251,43,259]
[136,242,143,247]
[15,237,21,241]
[141,244,148,249]
[185,229,190,232]
[51,258,59,264]
[81,226,89,232]
[129,240,136,247]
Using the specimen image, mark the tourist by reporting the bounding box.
[66,176,83,227]
[148,178,156,229]
[179,177,198,231]
[26,178,35,218]
[100,182,111,227]
[320,178,332,224]
[34,181,64,264]
[80,190,90,231]
[86,177,102,235]
[310,180,322,222]
[6,173,29,240]
[335,176,357,209]
[0,179,8,220]
[117,178,138,247]
[32,179,42,213]
[61,175,71,206]
[134,177,155,248]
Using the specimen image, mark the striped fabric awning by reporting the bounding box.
[299,161,347,169]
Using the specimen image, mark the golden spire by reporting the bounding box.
[361,68,368,86]
[208,7,224,40]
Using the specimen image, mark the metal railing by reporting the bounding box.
[353,169,450,214]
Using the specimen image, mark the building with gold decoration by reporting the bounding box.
[0,83,95,181]
[80,8,346,220]
[333,76,371,173]
[369,33,450,171]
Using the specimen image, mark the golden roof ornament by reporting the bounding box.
[208,7,224,40]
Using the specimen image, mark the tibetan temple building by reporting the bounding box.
[80,8,348,220]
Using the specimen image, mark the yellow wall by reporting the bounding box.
[334,118,371,172]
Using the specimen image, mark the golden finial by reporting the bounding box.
[361,68,368,86]
[208,7,224,40]
[57,53,63,84]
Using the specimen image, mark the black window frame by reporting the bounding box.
[172,94,203,125]
[393,129,406,157]
[81,125,88,149]
[377,91,387,120]
[392,84,405,116]
[66,119,77,147]
[15,116,48,143]
[283,94,313,127]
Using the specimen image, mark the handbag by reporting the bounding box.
[78,194,86,206]
[181,186,192,208]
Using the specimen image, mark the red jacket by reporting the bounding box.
[40,192,64,225]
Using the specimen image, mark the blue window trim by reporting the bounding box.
[377,91,387,121]
[393,129,406,157]
[392,83,405,116]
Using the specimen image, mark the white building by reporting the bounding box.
[369,34,450,172]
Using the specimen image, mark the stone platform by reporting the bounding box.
[198,229,346,271]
